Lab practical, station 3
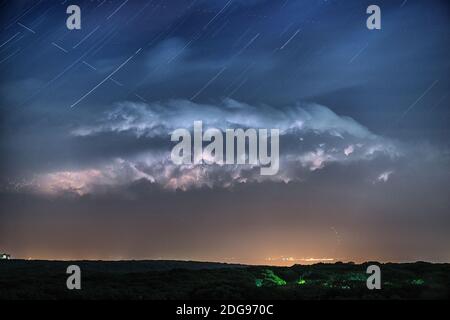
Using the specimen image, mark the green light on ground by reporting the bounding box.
[411,279,425,285]
[261,269,287,286]
[348,273,366,281]
[297,279,306,285]
[255,279,263,287]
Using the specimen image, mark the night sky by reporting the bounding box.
[0,0,449,265]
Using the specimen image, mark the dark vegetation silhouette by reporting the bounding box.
[0,260,448,299]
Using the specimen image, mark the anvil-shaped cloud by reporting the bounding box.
[72,98,375,139]
[23,99,400,195]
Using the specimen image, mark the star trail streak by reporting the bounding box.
[70,47,142,108]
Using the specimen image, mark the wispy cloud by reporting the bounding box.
[375,170,394,183]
